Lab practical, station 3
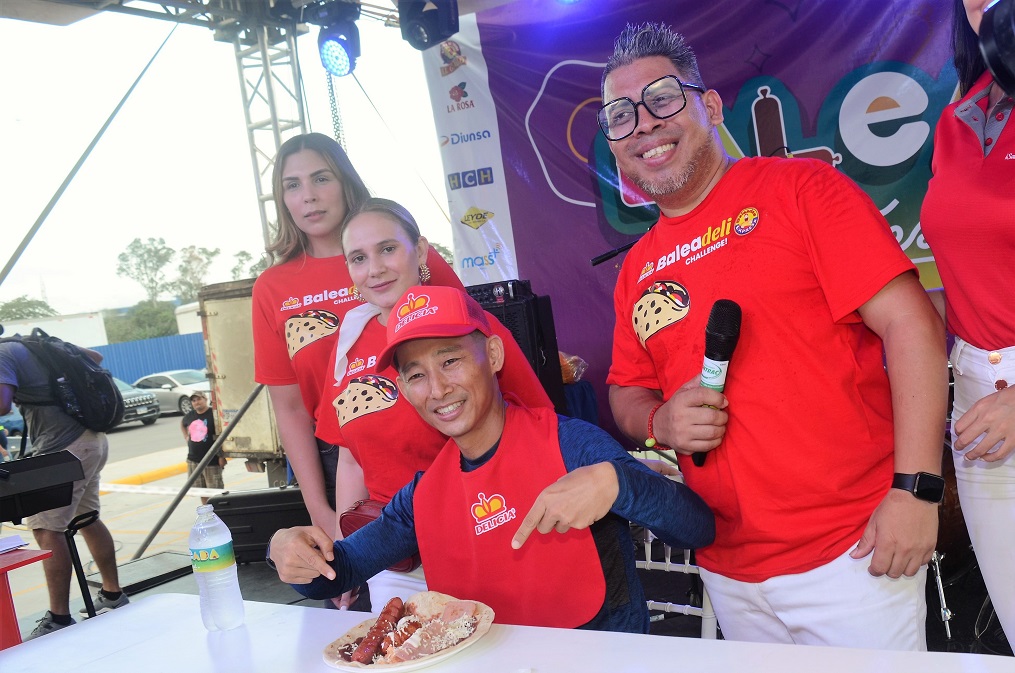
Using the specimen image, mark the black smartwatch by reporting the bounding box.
[891,472,946,504]
[265,531,278,570]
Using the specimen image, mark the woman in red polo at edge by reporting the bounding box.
[920,0,1015,639]
[251,134,461,610]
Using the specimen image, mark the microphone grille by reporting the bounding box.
[706,299,742,338]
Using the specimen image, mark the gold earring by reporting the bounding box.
[351,286,366,302]
[419,263,431,285]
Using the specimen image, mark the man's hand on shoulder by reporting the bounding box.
[268,526,337,584]
[511,462,619,549]
[850,488,937,578]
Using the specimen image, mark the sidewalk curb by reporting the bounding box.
[104,462,188,487]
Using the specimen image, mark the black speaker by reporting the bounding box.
[467,281,569,416]
[398,0,459,51]
[0,451,85,525]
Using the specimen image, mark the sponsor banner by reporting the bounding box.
[422,0,954,433]
[422,14,519,284]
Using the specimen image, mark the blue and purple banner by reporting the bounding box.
[423,0,957,435]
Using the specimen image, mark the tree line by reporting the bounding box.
[0,239,268,343]
[2,238,454,344]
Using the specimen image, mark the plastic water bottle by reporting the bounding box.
[55,377,81,416]
[189,504,245,631]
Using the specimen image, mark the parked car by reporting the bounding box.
[0,405,25,436]
[113,378,160,427]
[133,369,211,415]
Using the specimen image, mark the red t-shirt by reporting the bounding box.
[921,71,1015,351]
[252,248,461,418]
[316,314,553,502]
[608,157,914,582]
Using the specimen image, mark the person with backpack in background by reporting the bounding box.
[0,337,128,639]
[0,424,9,461]
[180,391,225,505]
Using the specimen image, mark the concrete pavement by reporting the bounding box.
[4,444,269,639]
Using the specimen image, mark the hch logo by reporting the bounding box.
[448,167,494,190]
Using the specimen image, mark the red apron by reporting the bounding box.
[414,404,606,627]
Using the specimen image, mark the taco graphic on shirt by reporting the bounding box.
[334,374,398,426]
[285,309,340,358]
[632,280,690,345]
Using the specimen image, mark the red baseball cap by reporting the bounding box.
[377,285,492,371]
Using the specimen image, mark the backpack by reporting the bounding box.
[1,328,125,433]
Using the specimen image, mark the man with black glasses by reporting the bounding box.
[601,22,948,650]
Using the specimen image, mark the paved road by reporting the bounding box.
[106,413,186,463]
[106,410,186,462]
[8,413,187,464]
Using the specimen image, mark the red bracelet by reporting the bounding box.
[645,402,666,449]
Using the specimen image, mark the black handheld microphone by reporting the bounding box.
[693,299,742,467]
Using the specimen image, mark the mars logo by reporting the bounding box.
[472,492,516,536]
[439,41,467,76]
[637,261,655,283]
[347,357,366,376]
[460,246,502,270]
[734,208,760,235]
[394,293,439,332]
[461,207,494,229]
[281,297,301,311]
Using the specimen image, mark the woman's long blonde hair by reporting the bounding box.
[266,133,371,265]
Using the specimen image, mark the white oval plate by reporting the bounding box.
[322,592,494,671]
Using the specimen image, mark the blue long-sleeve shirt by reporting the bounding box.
[286,415,714,632]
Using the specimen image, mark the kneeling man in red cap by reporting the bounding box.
[268,285,714,632]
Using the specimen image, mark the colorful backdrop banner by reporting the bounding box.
[423,0,957,436]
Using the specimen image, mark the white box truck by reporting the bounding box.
[198,279,288,487]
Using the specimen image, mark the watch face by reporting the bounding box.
[916,473,946,503]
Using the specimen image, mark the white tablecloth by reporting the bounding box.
[0,593,1009,672]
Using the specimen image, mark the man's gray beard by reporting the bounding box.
[633,154,698,197]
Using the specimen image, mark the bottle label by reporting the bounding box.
[700,357,729,391]
[190,541,236,572]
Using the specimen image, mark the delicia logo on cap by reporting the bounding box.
[394,292,439,332]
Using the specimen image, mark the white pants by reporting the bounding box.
[699,550,927,650]
[367,567,427,611]
[950,337,1015,639]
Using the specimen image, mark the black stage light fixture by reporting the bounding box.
[398,0,459,51]
[305,1,362,77]
[981,0,1015,96]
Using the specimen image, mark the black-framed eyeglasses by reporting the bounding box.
[598,75,707,141]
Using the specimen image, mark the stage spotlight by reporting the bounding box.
[397,0,459,51]
[306,1,362,77]
[319,21,360,76]
[981,0,1015,96]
